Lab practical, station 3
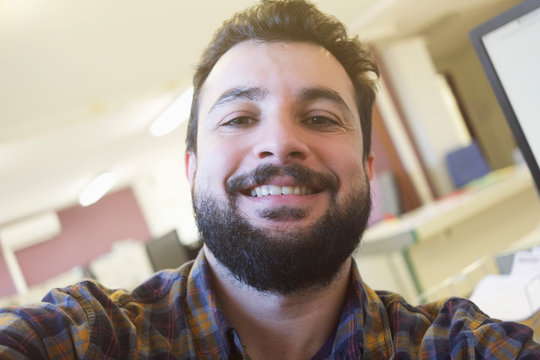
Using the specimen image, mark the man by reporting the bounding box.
[1,0,539,359]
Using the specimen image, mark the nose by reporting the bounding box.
[251,118,309,163]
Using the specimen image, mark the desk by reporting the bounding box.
[355,166,540,302]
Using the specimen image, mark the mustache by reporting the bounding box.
[226,163,339,195]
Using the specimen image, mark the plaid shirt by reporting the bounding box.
[1,251,538,359]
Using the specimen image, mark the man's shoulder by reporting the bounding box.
[372,289,540,358]
[110,260,196,304]
[373,289,525,335]
[375,289,486,324]
[0,260,199,359]
[42,259,196,308]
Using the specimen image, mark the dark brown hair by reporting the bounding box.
[186,0,379,160]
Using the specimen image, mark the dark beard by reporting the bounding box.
[193,164,371,295]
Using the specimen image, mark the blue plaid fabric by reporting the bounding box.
[1,250,539,359]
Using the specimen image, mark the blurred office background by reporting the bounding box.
[1,0,538,314]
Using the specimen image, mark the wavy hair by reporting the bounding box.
[186,0,379,160]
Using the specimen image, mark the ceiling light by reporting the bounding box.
[79,172,116,207]
[150,86,194,137]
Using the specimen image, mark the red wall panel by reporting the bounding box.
[0,187,151,297]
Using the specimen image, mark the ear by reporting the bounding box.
[366,151,375,181]
[185,151,197,187]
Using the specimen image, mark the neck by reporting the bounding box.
[204,246,352,360]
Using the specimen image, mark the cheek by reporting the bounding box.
[322,142,364,170]
[344,162,368,189]
[325,149,367,189]
[195,140,246,192]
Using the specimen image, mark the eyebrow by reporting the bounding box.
[207,85,355,119]
[298,87,355,119]
[208,87,267,114]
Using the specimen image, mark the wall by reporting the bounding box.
[0,248,14,296]
[377,37,470,197]
[371,105,424,214]
[0,187,151,297]
[433,44,516,170]
[374,74,434,206]
[131,139,199,245]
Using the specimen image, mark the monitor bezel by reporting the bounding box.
[469,0,540,193]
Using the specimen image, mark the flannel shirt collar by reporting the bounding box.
[185,251,238,359]
[187,252,394,359]
[330,259,394,359]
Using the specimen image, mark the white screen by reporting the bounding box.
[482,6,540,163]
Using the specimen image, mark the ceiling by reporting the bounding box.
[0,0,518,226]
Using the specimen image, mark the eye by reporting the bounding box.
[304,115,339,128]
[222,116,256,127]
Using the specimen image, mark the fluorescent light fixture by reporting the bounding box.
[150,86,194,136]
[79,172,116,207]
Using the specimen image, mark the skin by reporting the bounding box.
[186,41,374,360]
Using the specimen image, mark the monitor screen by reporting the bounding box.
[146,230,191,271]
[469,0,540,194]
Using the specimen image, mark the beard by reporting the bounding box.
[193,163,371,295]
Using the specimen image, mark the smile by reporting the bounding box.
[249,185,316,197]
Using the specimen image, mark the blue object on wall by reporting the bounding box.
[445,142,491,188]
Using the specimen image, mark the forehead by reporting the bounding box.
[198,41,359,120]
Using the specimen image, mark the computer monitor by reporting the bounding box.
[145,230,201,271]
[469,0,540,194]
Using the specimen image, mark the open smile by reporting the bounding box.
[248,184,320,197]
[227,163,337,200]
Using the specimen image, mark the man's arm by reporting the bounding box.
[0,280,125,359]
[0,303,81,359]
[0,301,90,359]
[421,297,540,359]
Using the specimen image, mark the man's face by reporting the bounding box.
[187,41,373,293]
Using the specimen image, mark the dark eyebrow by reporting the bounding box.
[298,87,355,118]
[208,87,267,114]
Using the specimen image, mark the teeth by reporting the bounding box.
[281,186,293,195]
[249,185,314,197]
[269,185,281,195]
